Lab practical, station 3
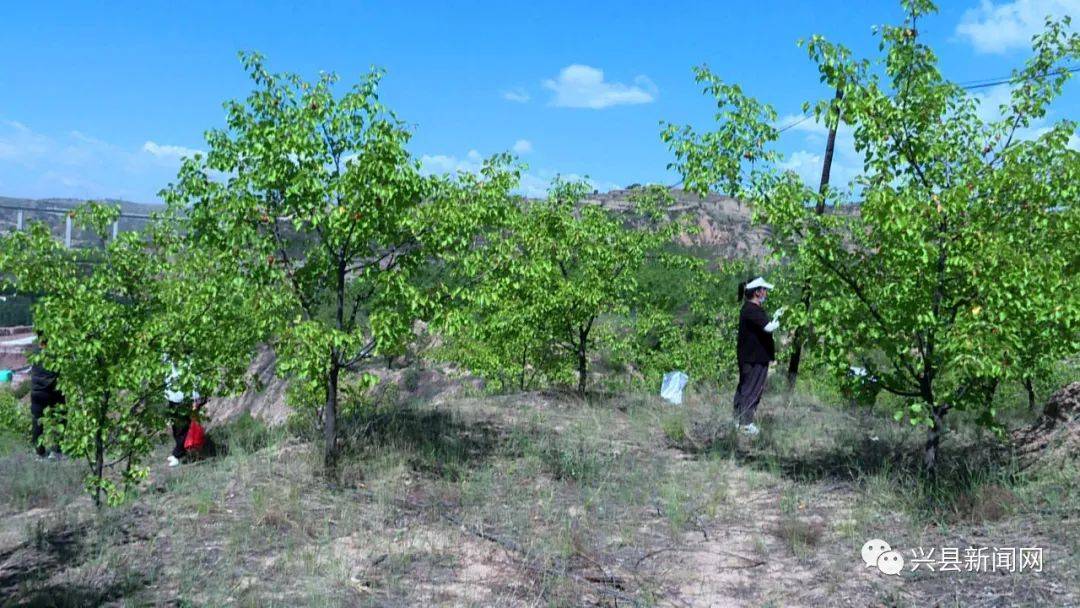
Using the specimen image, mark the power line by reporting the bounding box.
[953,65,1078,89]
[959,66,1079,90]
[777,115,813,133]
[657,66,1078,189]
[774,65,1080,132]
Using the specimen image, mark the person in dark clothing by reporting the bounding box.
[733,277,783,436]
[29,337,65,458]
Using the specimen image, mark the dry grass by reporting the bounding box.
[0,375,1076,607]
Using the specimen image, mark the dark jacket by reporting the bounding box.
[30,351,64,405]
[737,301,775,365]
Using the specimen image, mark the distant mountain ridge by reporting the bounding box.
[582,187,770,260]
[0,196,161,246]
[0,196,162,216]
[0,189,773,259]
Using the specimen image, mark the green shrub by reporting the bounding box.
[0,388,30,436]
[510,425,612,484]
[401,367,421,393]
[11,379,31,400]
[660,411,687,444]
[539,435,607,482]
[662,406,737,454]
[838,368,882,409]
[218,412,276,456]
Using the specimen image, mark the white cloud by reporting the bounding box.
[970,84,1015,122]
[0,119,193,201]
[142,141,201,161]
[774,112,861,189]
[1012,123,1080,149]
[777,146,864,192]
[502,88,531,103]
[775,114,859,185]
[419,149,484,175]
[778,150,825,186]
[512,139,533,155]
[518,172,550,198]
[955,0,1079,54]
[967,85,1079,148]
[543,65,656,109]
[1,121,124,169]
[779,150,822,172]
[0,120,52,164]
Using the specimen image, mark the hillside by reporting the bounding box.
[0,189,775,259]
[585,187,770,260]
[1,379,1076,606]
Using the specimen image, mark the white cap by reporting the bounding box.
[745,276,774,290]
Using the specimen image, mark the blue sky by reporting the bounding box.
[1,0,1076,202]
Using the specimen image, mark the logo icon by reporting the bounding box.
[877,550,905,575]
[862,539,904,575]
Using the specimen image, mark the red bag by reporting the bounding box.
[184,418,206,451]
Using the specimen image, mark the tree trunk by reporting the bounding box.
[94,438,104,507]
[324,362,339,476]
[324,257,345,478]
[785,331,804,395]
[923,405,946,480]
[786,87,843,397]
[520,344,528,391]
[576,344,587,396]
[576,326,588,396]
[94,393,108,508]
[1024,378,1036,411]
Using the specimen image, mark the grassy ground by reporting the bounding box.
[0,376,1076,607]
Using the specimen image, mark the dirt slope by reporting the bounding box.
[1,384,1076,606]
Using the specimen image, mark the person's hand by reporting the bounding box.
[773,306,786,320]
[764,319,780,333]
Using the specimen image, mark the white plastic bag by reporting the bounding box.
[660,371,689,405]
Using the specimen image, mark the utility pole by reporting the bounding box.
[786,86,843,394]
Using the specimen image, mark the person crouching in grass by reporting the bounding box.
[164,358,206,467]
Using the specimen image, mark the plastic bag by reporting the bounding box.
[184,418,206,451]
[660,371,689,405]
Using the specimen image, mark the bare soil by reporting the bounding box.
[0,381,1076,607]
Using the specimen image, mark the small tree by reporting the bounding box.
[150,207,280,407]
[0,205,158,506]
[616,257,746,390]
[664,2,1080,475]
[164,53,518,475]
[448,182,689,394]
[0,203,263,505]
